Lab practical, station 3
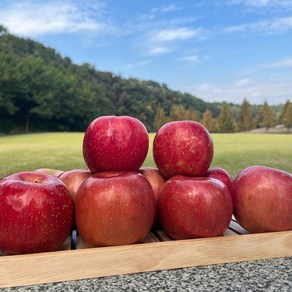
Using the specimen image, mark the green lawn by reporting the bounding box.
[0,132,291,179]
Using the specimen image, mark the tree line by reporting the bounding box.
[0,25,291,134]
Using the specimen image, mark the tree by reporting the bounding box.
[257,101,275,130]
[282,101,292,133]
[201,110,217,132]
[185,108,199,121]
[218,103,235,133]
[0,24,8,36]
[278,100,291,124]
[169,104,186,121]
[153,106,169,131]
[238,99,254,131]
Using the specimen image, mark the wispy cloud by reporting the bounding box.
[151,4,182,13]
[140,4,182,20]
[147,47,172,56]
[0,0,110,36]
[178,54,200,63]
[185,78,292,105]
[150,27,203,43]
[123,60,151,69]
[144,27,205,56]
[224,16,292,34]
[228,0,292,8]
[264,57,292,68]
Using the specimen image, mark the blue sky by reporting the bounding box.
[1,0,292,105]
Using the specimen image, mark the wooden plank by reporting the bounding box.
[1,230,292,288]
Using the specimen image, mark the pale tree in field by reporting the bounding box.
[169,104,198,121]
[238,98,255,131]
[153,106,169,131]
[282,101,292,133]
[185,108,199,121]
[169,104,186,121]
[218,103,236,133]
[257,101,275,131]
[201,110,218,132]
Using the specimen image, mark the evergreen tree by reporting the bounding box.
[218,103,235,133]
[201,110,217,132]
[238,98,254,131]
[278,100,291,124]
[169,104,186,121]
[185,108,198,121]
[282,101,292,133]
[0,24,8,35]
[257,101,275,130]
[153,106,169,131]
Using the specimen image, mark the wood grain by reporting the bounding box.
[1,222,292,288]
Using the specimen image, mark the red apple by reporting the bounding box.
[232,165,292,233]
[75,171,156,247]
[205,167,233,193]
[153,121,213,178]
[34,168,64,177]
[158,176,233,239]
[59,169,91,202]
[83,116,149,173]
[0,171,74,254]
[139,167,166,229]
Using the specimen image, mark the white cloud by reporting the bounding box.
[152,4,182,13]
[0,1,109,37]
[150,27,203,43]
[144,27,204,56]
[265,57,292,68]
[123,60,151,69]
[147,47,172,55]
[228,0,292,8]
[178,54,200,63]
[234,78,253,87]
[139,4,182,22]
[224,16,292,34]
[184,78,292,105]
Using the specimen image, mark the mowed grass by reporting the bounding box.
[0,132,291,179]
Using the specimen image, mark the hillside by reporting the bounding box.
[0,25,287,133]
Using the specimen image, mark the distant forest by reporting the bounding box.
[0,24,291,134]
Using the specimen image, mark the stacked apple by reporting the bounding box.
[152,121,234,239]
[0,115,291,255]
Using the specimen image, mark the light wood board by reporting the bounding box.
[1,220,292,288]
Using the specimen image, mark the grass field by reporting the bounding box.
[0,132,291,179]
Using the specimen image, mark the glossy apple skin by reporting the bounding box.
[75,171,156,247]
[83,116,149,173]
[0,172,74,254]
[232,166,292,233]
[158,176,233,239]
[139,167,166,229]
[153,121,213,178]
[59,169,91,202]
[34,168,64,177]
[205,167,233,193]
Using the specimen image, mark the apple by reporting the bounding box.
[59,169,91,202]
[139,167,166,229]
[83,116,149,173]
[232,165,292,233]
[158,176,233,239]
[153,121,213,178]
[34,168,64,177]
[0,171,74,254]
[205,167,233,193]
[75,171,156,247]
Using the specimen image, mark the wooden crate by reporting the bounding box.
[1,219,292,288]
